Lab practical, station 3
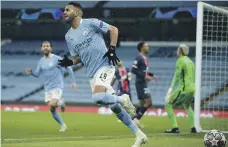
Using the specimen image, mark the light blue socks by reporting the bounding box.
[110,104,139,134]
[50,107,64,125]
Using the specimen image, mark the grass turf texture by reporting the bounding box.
[1,111,227,147]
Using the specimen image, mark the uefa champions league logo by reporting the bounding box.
[82,28,89,36]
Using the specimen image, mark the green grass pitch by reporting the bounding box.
[1,111,227,147]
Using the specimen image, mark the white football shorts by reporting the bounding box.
[44,88,63,103]
[90,66,115,95]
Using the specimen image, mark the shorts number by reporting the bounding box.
[99,73,107,81]
[143,88,150,94]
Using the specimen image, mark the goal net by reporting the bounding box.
[195,2,228,133]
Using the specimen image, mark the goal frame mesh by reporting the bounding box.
[195,2,228,133]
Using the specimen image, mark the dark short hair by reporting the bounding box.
[41,41,52,47]
[137,42,145,51]
[68,2,83,10]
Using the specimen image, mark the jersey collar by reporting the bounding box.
[140,53,147,59]
[71,19,83,30]
[44,53,53,59]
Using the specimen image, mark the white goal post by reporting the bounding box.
[195,2,228,133]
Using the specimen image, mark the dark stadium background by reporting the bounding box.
[1,1,228,117]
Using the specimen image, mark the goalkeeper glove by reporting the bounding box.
[165,88,172,104]
[58,55,73,68]
[103,46,120,66]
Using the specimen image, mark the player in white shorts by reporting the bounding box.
[58,2,148,147]
[90,66,116,96]
[25,41,76,132]
[45,88,63,103]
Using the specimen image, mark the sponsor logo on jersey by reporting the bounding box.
[74,38,92,50]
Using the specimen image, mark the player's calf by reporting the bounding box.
[92,85,121,105]
[59,98,66,112]
[49,99,58,107]
[133,98,151,128]
[92,85,119,105]
[109,103,148,147]
[164,103,180,133]
[49,106,67,131]
[92,86,135,117]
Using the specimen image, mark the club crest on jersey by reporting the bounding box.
[82,28,89,36]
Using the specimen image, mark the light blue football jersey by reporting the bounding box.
[32,54,75,91]
[65,18,111,78]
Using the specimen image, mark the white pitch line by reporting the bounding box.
[3,135,133,142]
[2,132,195,142]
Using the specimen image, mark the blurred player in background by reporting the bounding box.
[25,41,76,132]
[58,2,148,146]
[112,61,132,100]
[164,44,196,133]
[132,42,158,128]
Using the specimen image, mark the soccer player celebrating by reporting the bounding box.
[164,44,196,133]
[58,2,148,146]
[132,42,158,128]
[112,61,132,100]
[25,41,76,132]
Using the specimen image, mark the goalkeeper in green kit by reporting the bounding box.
[164,44,196,133]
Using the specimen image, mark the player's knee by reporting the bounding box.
[50,99,58,107]
[109,103,121,114]
[92,92,105,104]
[183,103,190,109]
[145,103,152,108]
[144,98,152,108]
[49,106,56,112]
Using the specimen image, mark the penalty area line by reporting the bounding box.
[2,132,192,142]
[2,135,133,142]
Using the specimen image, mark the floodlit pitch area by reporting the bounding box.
[2,112,227,147]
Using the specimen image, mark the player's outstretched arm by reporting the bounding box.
[25,62,42,77]
[66,66,77,89]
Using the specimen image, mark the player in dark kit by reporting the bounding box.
[132,42,158,128]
